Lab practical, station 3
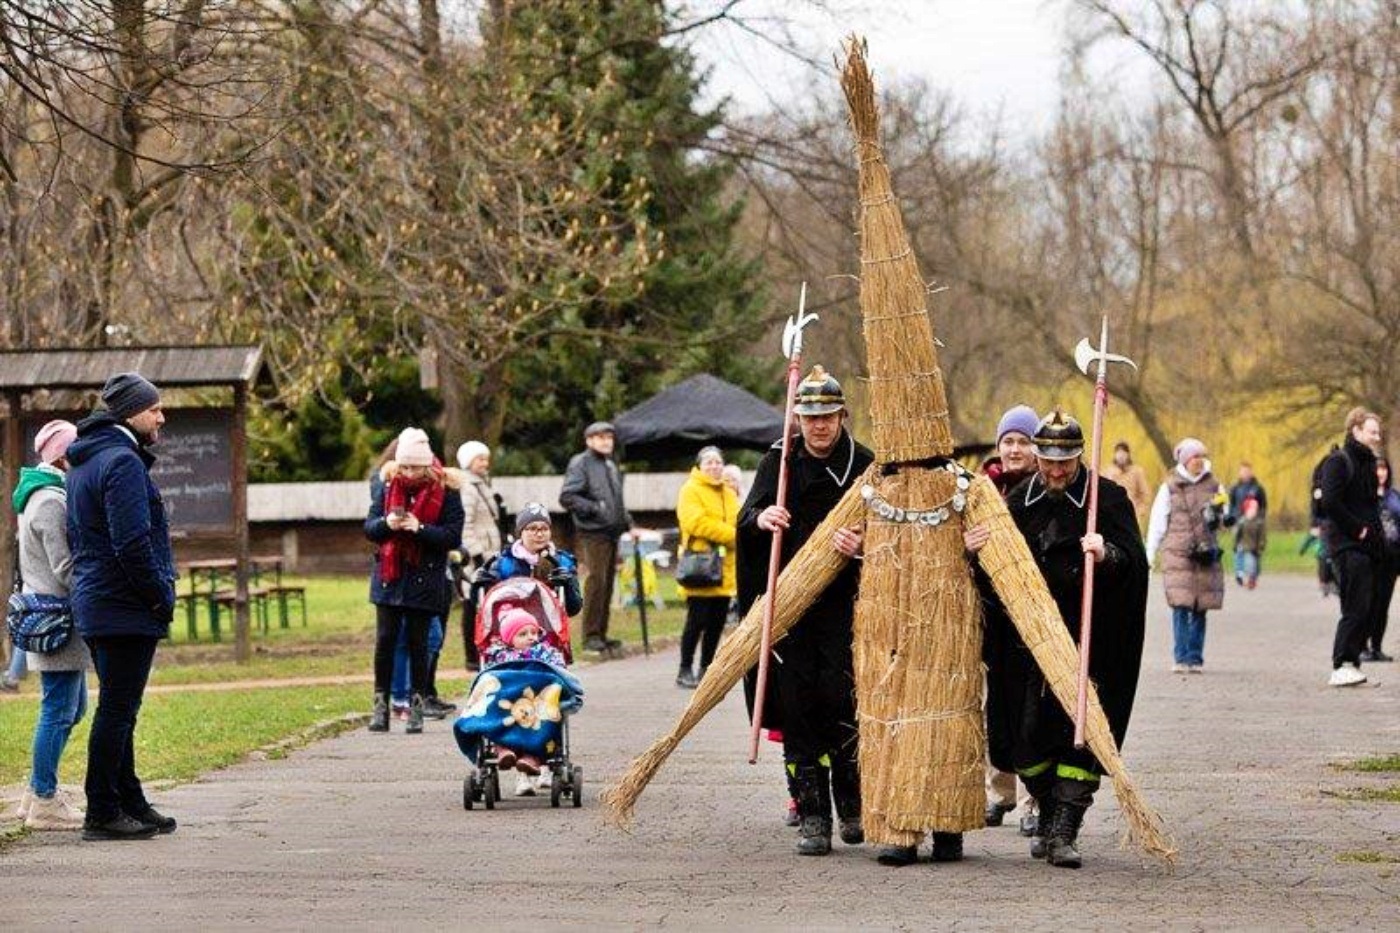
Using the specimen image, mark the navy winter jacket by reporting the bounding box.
[65,414,177,638]
[365,465,466,614]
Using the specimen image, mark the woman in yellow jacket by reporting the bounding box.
[675,446,739,688]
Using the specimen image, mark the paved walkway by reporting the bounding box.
[4,575,1399,930]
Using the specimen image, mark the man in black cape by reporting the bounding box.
[736,365,874,857]
[983,409,1149,869]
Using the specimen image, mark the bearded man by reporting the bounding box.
[979,410,1149,868]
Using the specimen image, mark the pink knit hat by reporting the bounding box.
[499,608,541,646]
[395,427,434,467]
[1173,437,1207,466]
[34,420,77,465]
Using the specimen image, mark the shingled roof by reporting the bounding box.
[0,345,263,390]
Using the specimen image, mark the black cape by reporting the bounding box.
[985,467,1149,775]
[735,429,874,730]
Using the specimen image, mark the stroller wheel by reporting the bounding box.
[463,774,475,811]
[484,770,498,810]
[550,769,563,808]
[571,765,583,808]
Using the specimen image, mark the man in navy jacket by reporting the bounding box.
[66,373,177,841]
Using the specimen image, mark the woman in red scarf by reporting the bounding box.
[364,428,465,733]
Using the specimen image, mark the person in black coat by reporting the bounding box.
[736,366,874,856]
[979,410,1148,869]
[1319,408,1386,686]
[364,427,465,733]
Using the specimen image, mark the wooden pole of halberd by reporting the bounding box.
[232,385,252,663]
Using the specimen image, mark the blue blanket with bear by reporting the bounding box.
[453,659,584,764]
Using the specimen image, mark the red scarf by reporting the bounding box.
[378,461,446,584]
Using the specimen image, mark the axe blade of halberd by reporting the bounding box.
[1073,337,1138,377]
[782,282,818,359]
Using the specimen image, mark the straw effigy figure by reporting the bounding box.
[602,38,1174,867]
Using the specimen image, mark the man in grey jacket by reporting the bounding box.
[560,421,632,653]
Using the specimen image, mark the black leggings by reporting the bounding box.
[680,596,730,670]
[374,605,431,696]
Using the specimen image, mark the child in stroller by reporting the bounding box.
[454,575,584,808]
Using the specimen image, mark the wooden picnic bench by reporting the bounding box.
[179,556,307,641]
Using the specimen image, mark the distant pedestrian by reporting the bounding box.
[1101,440,1153,531]
[66,373,177,841]
[1317,409,1384,687]
[721,464,744,499]
[1229,462,1268,588]
[674,446,738,689]
[365,427,465,732]
[1362,455,1400,663]
[559,421,632,654]
[456,439,504,670]
[1308,446,1342,597]
[13,420,87,831]
[1145,437,1233,674]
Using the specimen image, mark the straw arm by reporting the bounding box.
[965,477,1175,863]
[602,471,876,827]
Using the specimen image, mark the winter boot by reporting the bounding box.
[368,693,390,732]
[931,832,964,862]
[405,694,425,734]
[1046,801,1088,869]
[793,765,832,856]
[1029,795,1056,859]
[830,759,864,845]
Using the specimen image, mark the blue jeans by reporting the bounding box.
[6,645,26,682]
[1172,607,1208,666]
[1235,549,1260,584]
[31,670,88,797]
[85,635,157,823]
[391,616,443,704]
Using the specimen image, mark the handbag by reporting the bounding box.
[676,541,724,588]
[7,592,74,654]
[6,547,74,654]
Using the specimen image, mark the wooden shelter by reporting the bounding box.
[0,345,265,662]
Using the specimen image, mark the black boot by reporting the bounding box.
[1030,795,1056,859]
[405,694,425,734]
[793,765,832,856]
[830,759,864,845]
[930,832,964,862]
[1046,801,1087,869]
[368,693,390,732]
[676,665,699,689]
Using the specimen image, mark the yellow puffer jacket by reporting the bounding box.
[675,467,738,599]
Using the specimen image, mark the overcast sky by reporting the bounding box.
[686,0,1151,137]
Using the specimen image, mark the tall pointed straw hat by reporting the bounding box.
[840,37,955,464]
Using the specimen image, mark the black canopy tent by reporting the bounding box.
[613,373,784,462]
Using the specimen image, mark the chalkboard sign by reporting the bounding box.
[23,408,235,530]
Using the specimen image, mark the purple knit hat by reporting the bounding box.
[996,405,1040,444]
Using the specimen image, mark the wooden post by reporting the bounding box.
[0,391,21,658]
[232,385,252,664]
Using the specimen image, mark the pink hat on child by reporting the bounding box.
[500,608,541,646]
[34,420,78,465]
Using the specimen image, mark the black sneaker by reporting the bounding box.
[1360,649,1380,663]
[422,697,456,720]
[1374,650,1395,663]
[83,814,159,841]
[604,637,623,651]
[131,806,177,834]
[583,636,607,652]
[876,844,918,867]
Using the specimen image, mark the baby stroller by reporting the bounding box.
[454,576,584,809]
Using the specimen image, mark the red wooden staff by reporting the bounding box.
[749,283,817,764]
[1071,316,1138,748]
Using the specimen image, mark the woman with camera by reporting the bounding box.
[1145,438,1234,674]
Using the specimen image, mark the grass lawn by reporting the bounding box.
[0,683,377,786]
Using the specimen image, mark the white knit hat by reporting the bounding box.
[396,427,434,467]
[456,440,490,470]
